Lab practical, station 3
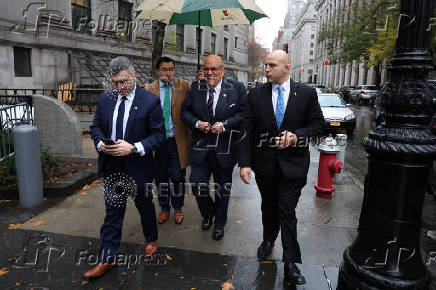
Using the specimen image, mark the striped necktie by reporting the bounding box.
[207,88,215,121]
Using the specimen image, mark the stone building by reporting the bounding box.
[0,0,250,89]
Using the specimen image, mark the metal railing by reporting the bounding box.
[0,88,104,113]
[0,102,34,161]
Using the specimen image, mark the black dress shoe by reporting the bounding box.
[284,263,306,285]
[212,229,224,240]
[257,241,274,260]
[201,215,213,230]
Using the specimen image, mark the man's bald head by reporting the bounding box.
[265,50,291,84]
[268,50,290,65]
[204,55,223,66]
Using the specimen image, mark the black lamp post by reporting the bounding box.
[337,0,436,289]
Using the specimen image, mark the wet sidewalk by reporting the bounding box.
[0,135,433,289]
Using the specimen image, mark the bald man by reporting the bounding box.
[181,55,247,241]
[239,50,323,285]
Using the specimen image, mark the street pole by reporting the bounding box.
[337,0,436,289]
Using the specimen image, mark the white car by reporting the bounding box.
[317,93,356,135]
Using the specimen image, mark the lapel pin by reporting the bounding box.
[134,106,138,110]
[223,93,227,98]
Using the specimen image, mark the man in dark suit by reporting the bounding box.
[85,56,165,278]
[181,55,247,241]
[239,50,324,285]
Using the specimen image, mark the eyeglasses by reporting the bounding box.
[202,66,223,73]
[159,68,175,72]
[112,79,129,85]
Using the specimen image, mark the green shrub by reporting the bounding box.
[0,149,59,187]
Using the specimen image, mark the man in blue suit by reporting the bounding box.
[85,56,165,278]
[181,55,247,241]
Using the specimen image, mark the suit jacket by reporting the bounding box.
[239,80,324,178]
[90,85,166,186]
[181,78,247,168]
[147,77,192,169]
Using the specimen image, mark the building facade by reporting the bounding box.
[0,0,250,89]
[290,0,317,83]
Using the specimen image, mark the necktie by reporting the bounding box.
[207,88,215,121]
[163,84,171,137]
[275,85,285,129]
[116,96,126,141]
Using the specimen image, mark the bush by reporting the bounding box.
[0,149,59,187]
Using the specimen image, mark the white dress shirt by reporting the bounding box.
[272,78,291,112]
[97,86,145,156]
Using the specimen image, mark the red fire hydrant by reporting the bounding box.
[314,136,343,199]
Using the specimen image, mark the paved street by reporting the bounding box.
[0,104,434,289]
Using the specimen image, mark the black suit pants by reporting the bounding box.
[190,151,233,230]
[255,169,306,264]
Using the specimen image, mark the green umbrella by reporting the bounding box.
[136,0,268,68]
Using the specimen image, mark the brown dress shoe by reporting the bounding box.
[157,211,170,224]
[83,263,116,278]
[174,209,184,224]
[145,241,158,256]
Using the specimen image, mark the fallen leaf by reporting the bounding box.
[0,200,10,203]
[15,282,21,286]
[166,254,173,261]
[81,280,89,286]
[223,264,228,267]
[221,280,235,290]
[260,261,273,264]
[191,288,197,290]
[8,224,21,230]
[25,220,45,226]
[121,272,127,275]
[235,220,242,224]
[193,225,199,229]
[180,276,184,279]
[80,192,88,196]
[0,268,8,276]
[71,280,79,283]
[155,272,159,276]
[261,271,265,276]
[76,199,81,203]
[88,242,92,246]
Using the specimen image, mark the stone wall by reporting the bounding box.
[33,95,82,156]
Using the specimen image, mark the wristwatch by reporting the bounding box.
[131,144,138,154]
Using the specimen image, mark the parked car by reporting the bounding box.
[317,93,356,135]
[350,85,380,105]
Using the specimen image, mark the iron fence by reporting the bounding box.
[0,102,34,161]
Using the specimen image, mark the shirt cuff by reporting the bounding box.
[97,141,103,152]
[195,121,199,128]
[221,123,226,132]
[135,142,145,156]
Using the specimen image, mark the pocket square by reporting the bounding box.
[229,103,236,108]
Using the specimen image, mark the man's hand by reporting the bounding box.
[274,131,297,149]
[102,140,133,156]
[210,122,224,134]
[198,121,210,132]
[240,167,252,184]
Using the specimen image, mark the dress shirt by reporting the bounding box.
[272,78,291,112]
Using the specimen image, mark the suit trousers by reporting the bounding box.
[154,138,186,212]
[255,169,306,264]
[190,151,233,230]
[99,156,158,264]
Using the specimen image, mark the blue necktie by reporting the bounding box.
[275,85,285,129]
[116,96,126,140]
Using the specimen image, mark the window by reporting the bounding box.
[224,25,229,31]
[308,69,313,75]
[310,50,313,55]
[309,58,314,63]
[71,0,91,33]
[196,27,203,53]
[118,0,132,41]
[312,26,316,31]
[311,34,315,39]
[311,43,314,48]
[235,37,238,48]
[14,47,32,77]
[211,33,217,54]
[224,37,228,59]
[176,25,184,51]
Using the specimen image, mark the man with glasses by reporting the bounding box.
[181,55,247,240]
[86,56,165,278]
[239,50,323,285]
[146,57,191,225]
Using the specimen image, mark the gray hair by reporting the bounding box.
[109,56,134,75]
